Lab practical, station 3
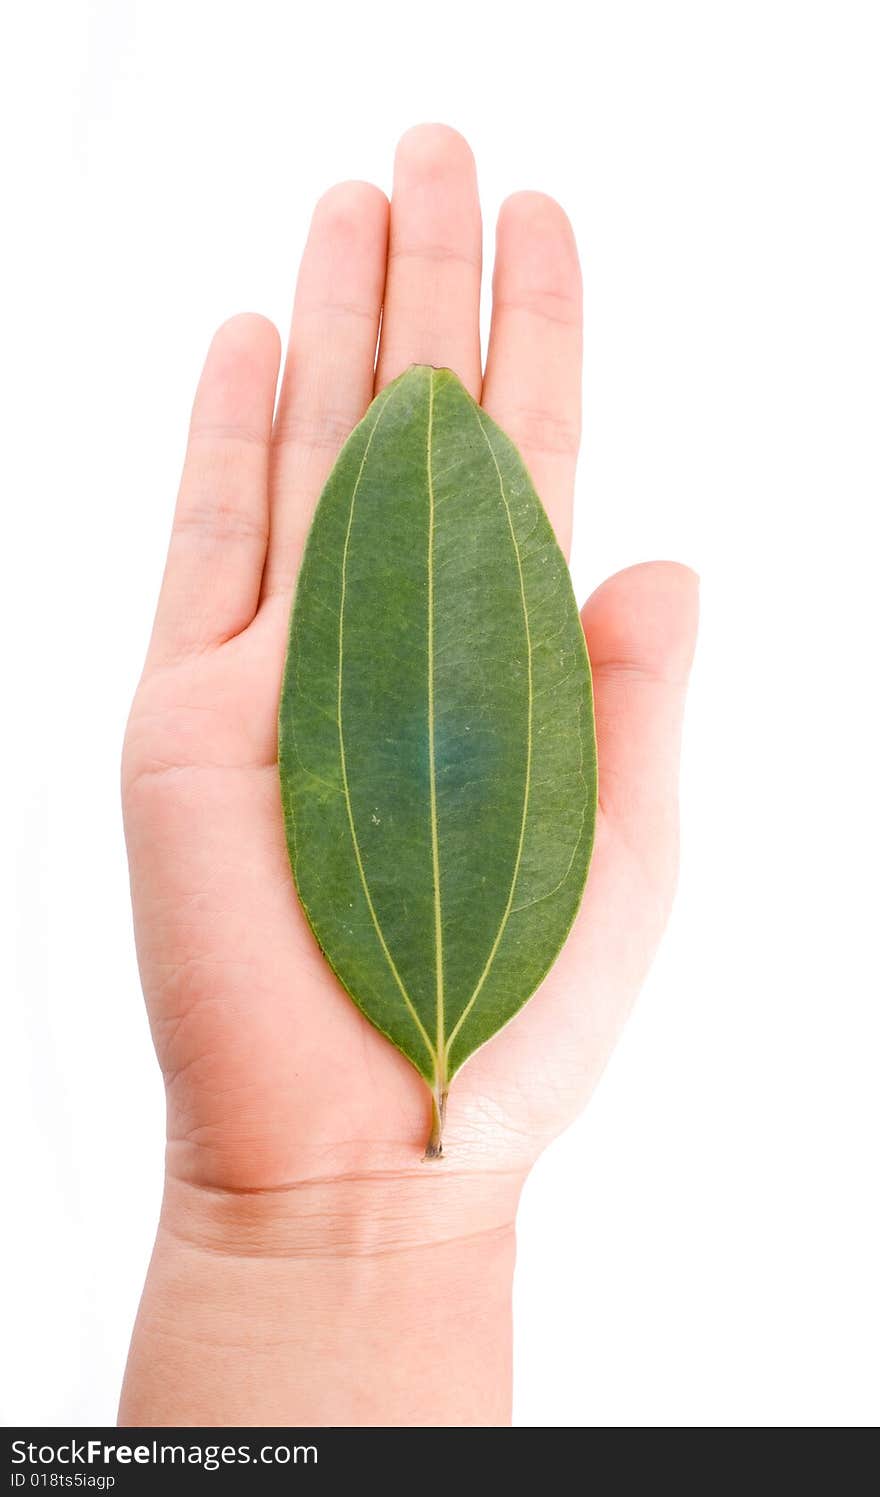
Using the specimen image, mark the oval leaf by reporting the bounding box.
[279,366,597,1152]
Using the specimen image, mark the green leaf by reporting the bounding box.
[279,366,596,1154]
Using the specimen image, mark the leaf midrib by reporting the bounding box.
[426,370,446,1084]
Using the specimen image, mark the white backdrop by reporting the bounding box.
[3,0,878,1427]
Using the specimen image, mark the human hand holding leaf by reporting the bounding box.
[122,126,698,1200]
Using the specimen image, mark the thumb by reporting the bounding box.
[582,561,699,886]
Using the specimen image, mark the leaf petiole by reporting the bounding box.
[424,1084,448,1160]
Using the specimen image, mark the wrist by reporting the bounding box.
[120,1167,523,1427]
[160,1158,523,1257]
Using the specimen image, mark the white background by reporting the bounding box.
[2,0,878,1427]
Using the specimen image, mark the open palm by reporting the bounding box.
[122,126,697,1193]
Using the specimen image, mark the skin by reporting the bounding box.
[119,124,699,1427]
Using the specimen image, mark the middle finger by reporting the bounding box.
[375,124,483,397]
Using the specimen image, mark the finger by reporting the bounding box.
[147,313,281,667]
[583,562,699,879]
[481,193,582,556]
[375,124,482,397]
[261,181,388,602]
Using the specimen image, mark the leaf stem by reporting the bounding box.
[423,1085,448,1160]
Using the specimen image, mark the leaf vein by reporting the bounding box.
[337,384,436,1068]
[444,406,534,1063]
[426,370,446,1089]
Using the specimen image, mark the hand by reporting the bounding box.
[120,125,698,1426]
